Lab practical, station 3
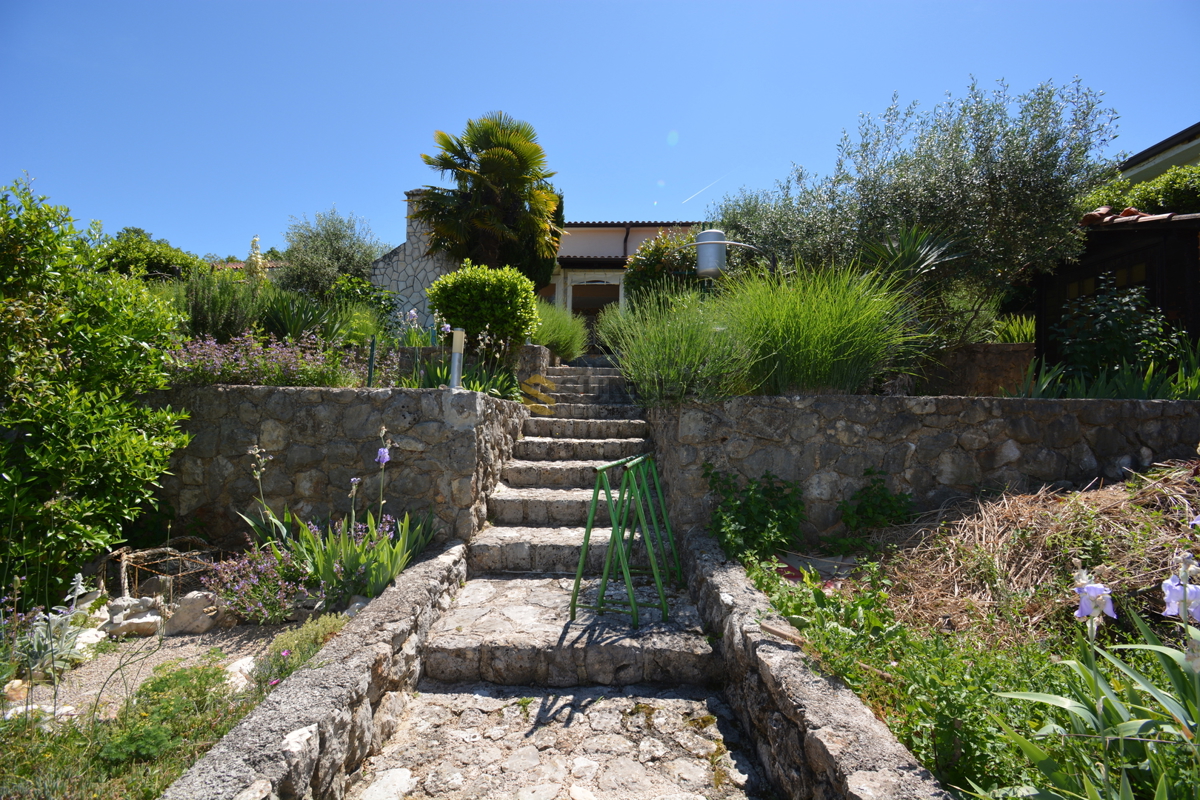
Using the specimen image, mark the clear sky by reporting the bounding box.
[3,0,1198,259]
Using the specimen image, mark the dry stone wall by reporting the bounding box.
[649,396,1200,535]
[161,541,468,800]
[370,190,458,326]
[152,387,527,550]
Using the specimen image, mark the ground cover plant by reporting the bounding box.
[0,614,347,800]
[741,461,1200,797]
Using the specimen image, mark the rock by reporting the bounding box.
[102,610,162,637]
[75,628,107,659]
[571,756,598,780]
[288,590,326,624]
[638,737,667,763]
[4,679,29,703]
[360,768,419,800]
[568,787,597,800]
[280,724,319,798]
[665,757,710,786]
[225,656,256,693]
[597,756,653,793]
[424,766,464,794]
[673,728,718,758]
[231,778,276,800]
[517,785,561,800]
[503,744,542,773]
[164,591,220,636]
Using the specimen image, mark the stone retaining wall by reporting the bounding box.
[649,396,1200,535]
[153,387,527,550]
[161,541,468,800]
[681,526,949,799]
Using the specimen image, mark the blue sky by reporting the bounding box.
[3,0,1198,259]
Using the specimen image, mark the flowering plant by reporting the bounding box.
[200,546,308,624]
[992,554,1200,799]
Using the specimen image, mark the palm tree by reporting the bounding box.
[411,111,564,288]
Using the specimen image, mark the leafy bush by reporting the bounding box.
[426,260,539,362]
[276,207,390,299]
[162,268,265,344]
[597,286,757,406]
[1082,163,1200,216]
[95,227,207,279]
[1,179,188,605]
[1051,275,1184,382]
[622,227,699,300]
[531,300,587,362]
[721,266,924,395]
[704,464,806,561]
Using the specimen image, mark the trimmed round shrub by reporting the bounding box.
[426,260,539,360]
[622,227,698,300]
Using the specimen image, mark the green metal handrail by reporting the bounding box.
[569,453,680,628]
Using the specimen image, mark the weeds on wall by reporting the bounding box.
[703,464,806,562]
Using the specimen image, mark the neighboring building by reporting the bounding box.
[370,189,698,324]
[1119,121,1200,184]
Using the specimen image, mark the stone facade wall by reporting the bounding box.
[153,387,527,550]
[680,527,948,799]
[649,396,1200,535]
[161,542,468,800]
[371,190,458,326]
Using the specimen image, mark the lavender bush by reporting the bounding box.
[169,331,358,387]
[200,547,307,624]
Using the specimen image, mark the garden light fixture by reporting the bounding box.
[667,229,778,278]
[449,328,465,389]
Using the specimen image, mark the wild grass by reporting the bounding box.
[531,300,588,362]
[991,314,1036,344]
[720,266,924,395]
[596,287,758,406]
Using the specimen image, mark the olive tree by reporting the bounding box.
[277,207,390,298]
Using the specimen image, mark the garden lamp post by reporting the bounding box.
[667,229,778,278]
[449,328,465,389]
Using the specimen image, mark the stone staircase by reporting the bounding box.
[348,364,770,799]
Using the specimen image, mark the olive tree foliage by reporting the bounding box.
[712,79,1119,342]
[276,207,391,299]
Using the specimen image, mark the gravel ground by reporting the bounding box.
[22,623,294,718]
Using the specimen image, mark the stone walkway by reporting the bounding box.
[348,682,768,800]
[352,364,770,800]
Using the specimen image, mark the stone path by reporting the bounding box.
[352,364,770,799]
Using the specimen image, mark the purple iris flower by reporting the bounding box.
[1163,575,1200,622]
[1074,583,1116,620]
[376,447,390,465]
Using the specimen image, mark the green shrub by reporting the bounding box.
[95,227,207,279]
[597,286,757,407]
[254,613,347,690]
[426,260,539,362]
[720,266,924,395]
[1083,163,1200,215]
[704,464,806,561]
[622,227,699,300]
[276,207,390,299]
[1050,275,1183,381]
[164,269,265,343]
[531,300,588,362]
[1,179,188,605]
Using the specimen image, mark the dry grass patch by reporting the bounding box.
[858,460,1200,647]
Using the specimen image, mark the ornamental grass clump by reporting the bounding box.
[596,285,758,406]
[532,300,588,362]
[718,265,924,395]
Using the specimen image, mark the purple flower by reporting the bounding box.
[1191,515,1200,528]
[269,678,281,686]
[1075,583,1116,620]
[1163,575,1200,622]
[441,323,451,333]
[376,447,390,465]
[280,650,291,658]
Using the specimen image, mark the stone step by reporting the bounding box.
[523,417,649,440]
[353,681,764,800]
[502,459,625,489]
[422,575,718,687]
[552,403,644,420]
[469,525,656,574]
[547,391,633,406]
[489,485,610,526]
[513,437,650,462]
[545,366,621,378]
